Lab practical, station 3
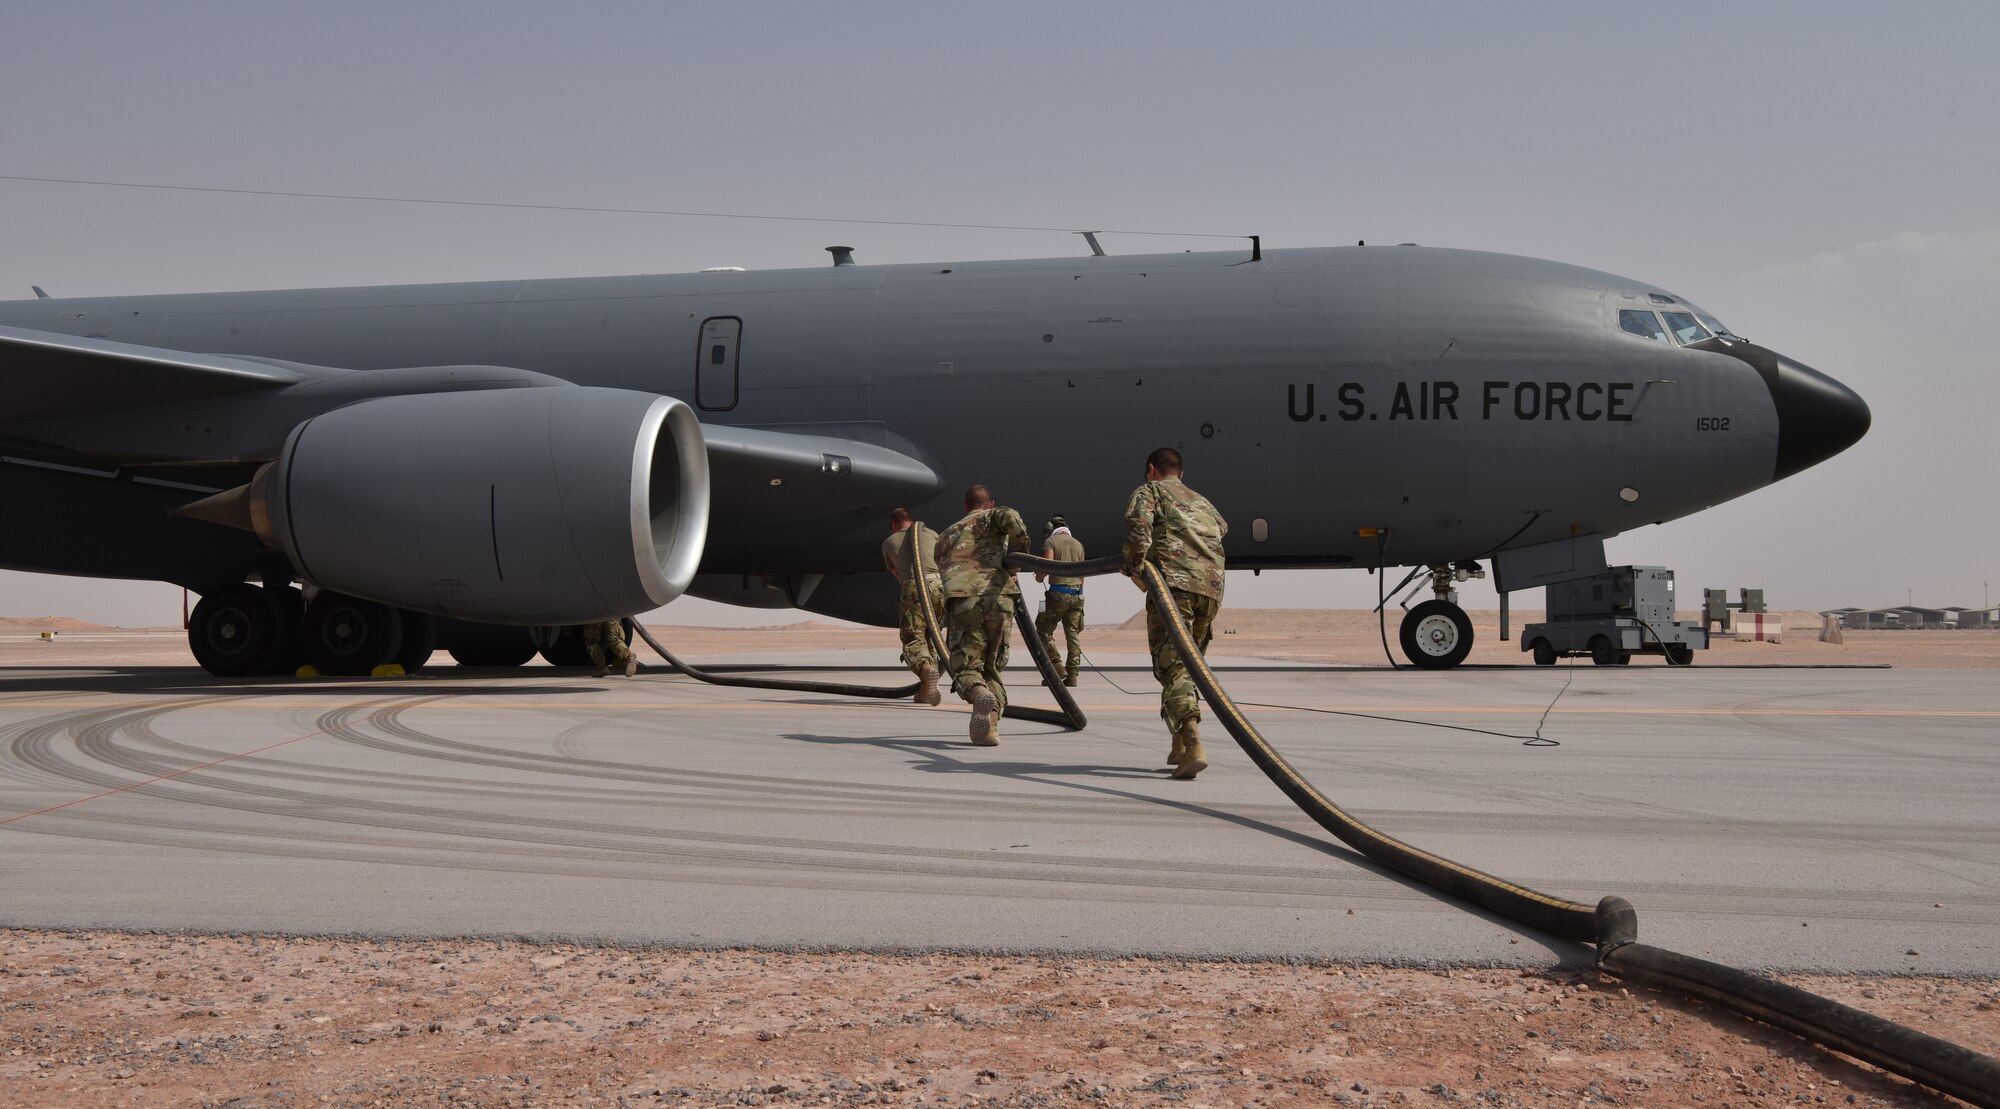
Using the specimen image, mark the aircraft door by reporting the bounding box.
[696,316,741,411]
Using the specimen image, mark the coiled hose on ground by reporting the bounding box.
[1002,550,2000,1108]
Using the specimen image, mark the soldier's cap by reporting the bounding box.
[1044,514,1067,532]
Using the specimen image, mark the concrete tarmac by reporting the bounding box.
[3,652,1997,974]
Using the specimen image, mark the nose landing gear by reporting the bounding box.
[1396,562,1483,670]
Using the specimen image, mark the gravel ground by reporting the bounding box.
[4,931,1997,1108]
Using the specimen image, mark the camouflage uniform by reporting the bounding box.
[1034,531,1087,683]
[1122,477,1227,735]
[881,525,945,677]
[584,619,634,674]
[934,505,1030,714]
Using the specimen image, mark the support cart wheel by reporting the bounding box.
[1530,638,1557,667]
[1589,636,1618,667]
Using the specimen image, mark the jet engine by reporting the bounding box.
[237,387,708,624]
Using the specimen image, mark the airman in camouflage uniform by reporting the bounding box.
[882,507,945,706]
[1122,447,1227,779]
[586,619,638,678]
[934,484,1030,746]
[1033,515,1087,687]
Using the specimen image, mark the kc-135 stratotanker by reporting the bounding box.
[0,242,1868,675]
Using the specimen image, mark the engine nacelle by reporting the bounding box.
[248,387,708,624]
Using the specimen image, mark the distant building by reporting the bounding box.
[1829,605,1995,630]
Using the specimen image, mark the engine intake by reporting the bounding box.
[247,387,707,623]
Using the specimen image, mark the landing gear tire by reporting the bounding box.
[538,619,635,669]
[393,610,437,673]
[1589,636,1618,667]
[1530,638,1557,667]
[1664,643,1694,667]
[539,626,593,669]
[1399,600,1474,670]
[188,584,288,678]
[302,593,404,676]
[448,646,540,668]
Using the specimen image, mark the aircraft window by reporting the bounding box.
[710,344,727,365]
[1661,311,1711,344]
[1648,293,1677,305]
[1683,302,1741,341]
[1619,309,1669,343]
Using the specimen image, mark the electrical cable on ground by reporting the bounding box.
[1075,646,1144,696]
[1232,700,1559,747]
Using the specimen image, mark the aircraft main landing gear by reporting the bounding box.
[1397,562,1483,670]
[186,584,290,677]
[301,592,404,675]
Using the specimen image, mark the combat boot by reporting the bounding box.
[1171,721,1208,780]
[624,655,639,678]
[917,664,942,706]
[968,685,1000,746]
[1063,672,1079,688]
[1165,731,1186,770]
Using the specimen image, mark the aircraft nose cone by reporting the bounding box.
[1767,351,1870,480]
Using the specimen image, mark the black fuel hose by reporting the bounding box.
[633,622,923,701]
[1128,558,1600,941]
[1599,923,2000,1108]
[914,547,1088,730]
[1012,552,2000,1106]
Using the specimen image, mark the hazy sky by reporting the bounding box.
[2,2,1995,627]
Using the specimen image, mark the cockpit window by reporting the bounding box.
[1647,293,1677,305]
[1619,309,1669,343]
[1682,301,1741,342]
[1661,311,1711,344]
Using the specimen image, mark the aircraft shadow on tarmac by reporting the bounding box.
[783,728,1582,966]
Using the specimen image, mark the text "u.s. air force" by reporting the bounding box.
[1287,380,1636,423]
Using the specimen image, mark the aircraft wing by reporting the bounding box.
[0,325,309,422]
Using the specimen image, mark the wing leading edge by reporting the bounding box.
[0,325,309,422]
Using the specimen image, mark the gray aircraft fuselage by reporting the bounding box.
[0,244,1868,626]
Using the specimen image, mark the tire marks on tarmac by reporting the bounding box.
[0,691,1398,910]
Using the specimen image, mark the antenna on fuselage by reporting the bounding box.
[31,286,49,298]
[1078,232,1106,257]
